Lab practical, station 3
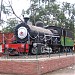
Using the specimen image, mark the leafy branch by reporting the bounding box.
[8,0,23,22]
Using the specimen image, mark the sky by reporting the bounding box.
[2,0,75,17]
[0,0,75,30]
[11,0,75,16]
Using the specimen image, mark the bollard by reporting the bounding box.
[71,49,73,55]
[49,47,50,58]
[66,49,67,56]
[59,48,60,57]
[36,47,38,59]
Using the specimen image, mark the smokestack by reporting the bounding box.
[24,17,29,24]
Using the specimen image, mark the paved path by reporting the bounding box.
[44,65,75,75]
[0,65,75,75]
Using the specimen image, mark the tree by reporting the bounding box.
[61,2,74,33]
[25,0,57,25]
[3,18,18,33]
[0,0,12,24]
[0,0,23,33]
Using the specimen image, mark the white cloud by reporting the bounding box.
[12,0,30,16]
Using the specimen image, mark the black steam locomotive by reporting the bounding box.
[2,17,74,55]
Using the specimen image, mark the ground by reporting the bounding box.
[44,65,75,75]
[0,65,75,75]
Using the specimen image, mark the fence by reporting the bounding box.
[0,44,74,59]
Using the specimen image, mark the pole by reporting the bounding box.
[0,0,4,44]
[3,33,4,44]
[49,47,50,58]
[0,0,3,24]
[59,48,60,57]
[38,0,40,7]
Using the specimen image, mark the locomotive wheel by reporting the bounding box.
[8,49,18,56]
[31,47,38,55]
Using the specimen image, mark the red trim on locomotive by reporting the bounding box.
[0,32,30,55]
[2,43,29,54]
[25,44,29,53]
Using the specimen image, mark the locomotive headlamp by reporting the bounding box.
[18,27,27,39]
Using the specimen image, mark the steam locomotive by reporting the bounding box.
[2,17,74,55]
